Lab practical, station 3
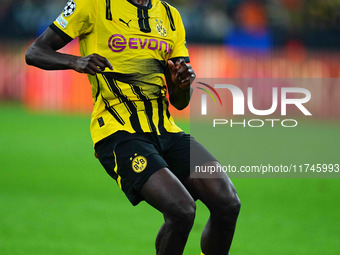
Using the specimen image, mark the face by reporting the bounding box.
[131,0,150,7]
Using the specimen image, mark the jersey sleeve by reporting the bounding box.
[169,8,190,63]
[49,0,97,42]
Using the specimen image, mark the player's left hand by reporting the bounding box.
[168,58,196,89]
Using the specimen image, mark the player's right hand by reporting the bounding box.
[73,53,113,75]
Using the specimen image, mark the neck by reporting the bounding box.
[130,0,149,7]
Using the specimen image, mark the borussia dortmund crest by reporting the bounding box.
[130,153,147,173]
[155,19,167,37]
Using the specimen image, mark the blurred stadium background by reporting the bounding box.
[1,0,340,254]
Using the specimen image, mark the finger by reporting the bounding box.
[175,58,186,66]
[191,72,196,80]
[93,54,113,70]
[175,58,186,71]
[105,59,114,70]
[88,62,103,74]
[167,60,176,74]
[176,65,190,79]
[100,57,113,70]
[181,68,194,78]
[176,63,192,77]
[179,75,192,84]
[84,67,96,76]
[91,58,106,71]
[178,72,196,87]
[177,65,191,75]
[179,73,195,88]
[177,63,194,78]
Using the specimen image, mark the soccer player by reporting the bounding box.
[25,0,240,254]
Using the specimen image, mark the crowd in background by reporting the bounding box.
[1,0,340,114]
[0,0,340,48]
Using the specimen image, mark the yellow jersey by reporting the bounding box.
[51,0,189,144]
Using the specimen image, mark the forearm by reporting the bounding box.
[165,58,195,110]
[168,79,193,110]
[25,43,78,71]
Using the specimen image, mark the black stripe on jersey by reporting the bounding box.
[106,0,112,21]
[129,84,156,132]
[101,95,125,125]
[102,75,125,107]
[102,74,143,133]
[157,97,167,134]
[164,96,172,120]
[143,9,151,32]
[137,8,151,33]
[49,23,73,43]
[102,71,166,88]
[160,1,176,31]
[160,87,173,129]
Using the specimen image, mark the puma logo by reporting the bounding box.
[119,18,132,28]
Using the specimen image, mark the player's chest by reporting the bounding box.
[96,2,175,58]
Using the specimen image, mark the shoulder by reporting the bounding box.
[69,0,98,9]
[158,0,181,17]
[68,0,98,6]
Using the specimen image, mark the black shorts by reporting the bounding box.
[95,131,217,206]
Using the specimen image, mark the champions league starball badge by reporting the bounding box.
[63,0,76,17]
